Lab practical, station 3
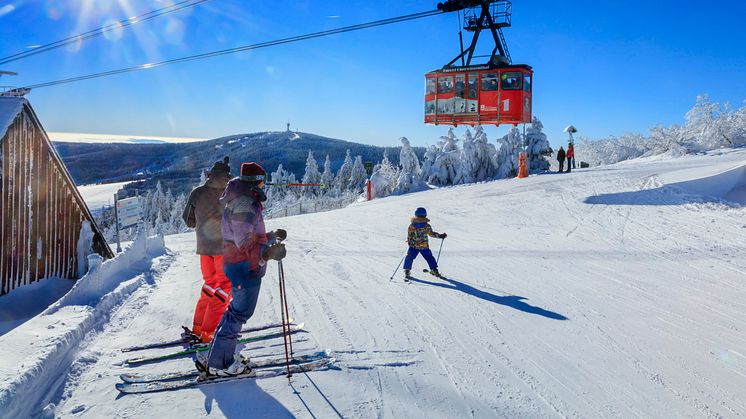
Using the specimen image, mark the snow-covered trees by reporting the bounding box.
[428,129,461,185]
[525,117,553,173]
[495,127,523,179]
[335,150,353,191]
[349,156,368,192]
[575,95,746,166]
[267,164,290,202]
[394,137,427,194]
[370,149,399,198]
[301,151,322,197]
[454,129,478,184]
[473,126,499,180]
[320,155,335,192]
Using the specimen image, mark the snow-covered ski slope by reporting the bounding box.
[6,149,746,418]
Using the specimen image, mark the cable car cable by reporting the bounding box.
[0,0,212,65]
[20,9,442,90]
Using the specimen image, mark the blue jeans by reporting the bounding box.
[403,247,437,270]
[207,261,263,369]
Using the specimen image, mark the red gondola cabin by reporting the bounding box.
[424,64,532,127]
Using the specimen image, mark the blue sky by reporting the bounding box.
[1,0,744,150]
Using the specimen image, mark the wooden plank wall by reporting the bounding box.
[1,106,112,296]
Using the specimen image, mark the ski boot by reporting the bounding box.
[199,353,254,380]
[181,326,201,344]
[403,269,411,282]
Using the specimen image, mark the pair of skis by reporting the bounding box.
[404,268,446,282]
[120,319,296,353]
[116,352,336,394]
[124,323,306,365]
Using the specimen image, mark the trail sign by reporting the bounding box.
[116,196,142,230]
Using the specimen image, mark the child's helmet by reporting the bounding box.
[414,207,427,217]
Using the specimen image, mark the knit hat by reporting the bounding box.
[414,207,427,217]
[240,162,267,183]
[209,156,231,176]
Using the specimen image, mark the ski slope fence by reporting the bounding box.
[0,97,113,296]
[265,196,353,219]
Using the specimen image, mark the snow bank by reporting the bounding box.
[663,162,746,205]
[0,229,168,418]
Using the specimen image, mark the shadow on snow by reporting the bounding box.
[407,276,568,321]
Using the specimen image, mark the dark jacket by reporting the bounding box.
[182,176,229,255]
[220,179,268,270]
[557,148,566,162]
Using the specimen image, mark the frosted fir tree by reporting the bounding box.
[495,127,523,179]
[335,150,354,191]
[320,155,335,195]
[420,143,441,183]
[348,155,368,192]
[473,125,499,181]
[398,137,421,176]
[302,151,322,197]
[525,117,553,173]
[370,149,399,198]
[285,172,299,199]
[428,129,461,185]
[170,193,189,234]
[454,128,478,184]
[394,137,428,194]
[267,164,289,203]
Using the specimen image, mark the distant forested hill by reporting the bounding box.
[55,131,422,195]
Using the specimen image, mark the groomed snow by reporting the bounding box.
[2,149,745,417]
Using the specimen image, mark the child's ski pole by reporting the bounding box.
[436,237,445,265]
[389,253,406,280]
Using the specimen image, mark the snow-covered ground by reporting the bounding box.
[76,181,131,210]
[2,149,745,418]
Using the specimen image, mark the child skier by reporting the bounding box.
[404,207,447,278]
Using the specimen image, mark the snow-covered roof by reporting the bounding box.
[0,96,27,139]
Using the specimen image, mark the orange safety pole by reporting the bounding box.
[517,152,528,178]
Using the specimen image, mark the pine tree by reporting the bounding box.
[395,137,427,193]
[525,117,553,173]
[495,127,523,178]
[455,128,478,184]
[348,155,368,192]
[428,129,461,185]
[320,155,335,197]
[301,151,322,197]
[473,125,498,181]
[335,150,354,191]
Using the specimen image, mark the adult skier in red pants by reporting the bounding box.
[182,157,232,342]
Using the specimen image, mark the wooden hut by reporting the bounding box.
[0,97,113,296]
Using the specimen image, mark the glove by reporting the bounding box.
[262,243,286,261]
[266,229,287,244]
[439,233,447,239]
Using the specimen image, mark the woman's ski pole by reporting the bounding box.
[278,260,292,379]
